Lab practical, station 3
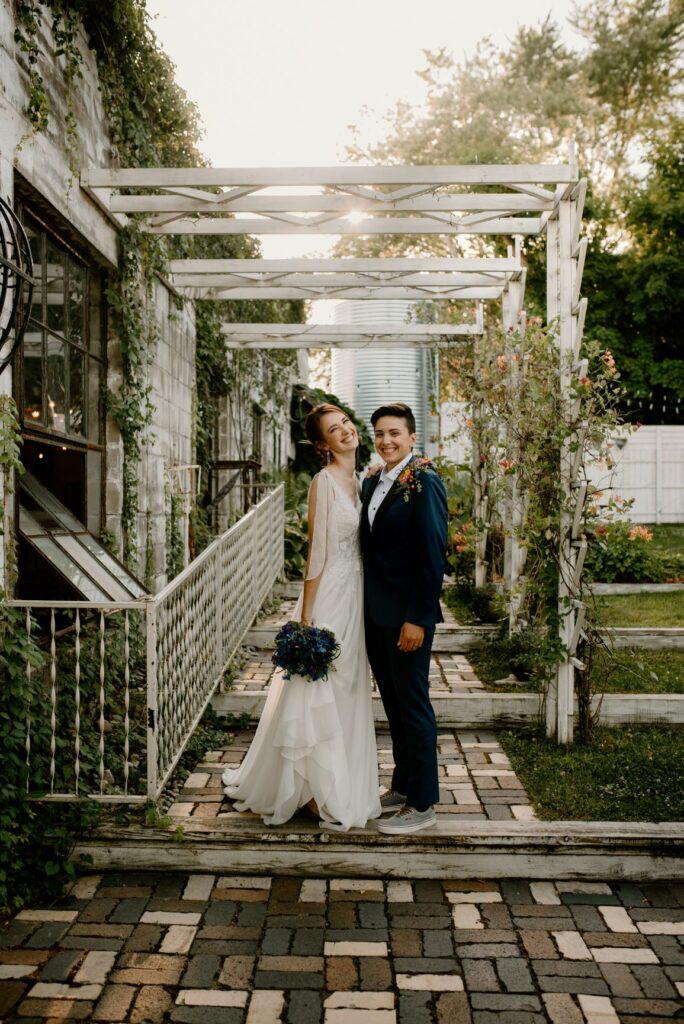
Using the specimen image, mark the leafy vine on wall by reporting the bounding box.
[11,0,304,573]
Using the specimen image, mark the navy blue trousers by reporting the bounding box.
[365,619,439,809]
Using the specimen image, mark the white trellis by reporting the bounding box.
[84,158,587,743]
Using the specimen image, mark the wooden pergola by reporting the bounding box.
[82,159,588,743]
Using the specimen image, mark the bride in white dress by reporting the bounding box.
[222,403,381,830]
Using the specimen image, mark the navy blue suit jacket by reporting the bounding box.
[361,457,448,628]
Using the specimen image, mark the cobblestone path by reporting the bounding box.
[2,874,683,1022]
[170,729,537,827]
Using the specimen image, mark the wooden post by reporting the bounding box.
[145,600,159,801]
[555,195,575,745]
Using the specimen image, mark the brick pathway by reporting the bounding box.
[2,874,683,1021]
[239,599,487,697]
[169,729,536,827]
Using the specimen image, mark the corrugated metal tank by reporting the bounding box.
[331,301,438,456]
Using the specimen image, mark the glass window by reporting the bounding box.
[46,335,66,432]
[26,223,44,324]
[45,236,65,335]
[23,325,44,424]
[68,260,85,345]
[19,212,106,446]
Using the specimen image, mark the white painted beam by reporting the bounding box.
[179,286,504,301]
[168,257,522,274]
[109,193,554,214]
[221,323,482,349]
[145,216,544,236]
[82,164,576,188]
[169,273,514,288]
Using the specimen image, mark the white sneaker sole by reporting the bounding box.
[377,815,437,835]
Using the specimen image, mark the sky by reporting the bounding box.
[145,0,580,280]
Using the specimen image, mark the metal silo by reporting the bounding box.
[330,301,439,456]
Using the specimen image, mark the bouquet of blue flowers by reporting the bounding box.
[272,621,341,682]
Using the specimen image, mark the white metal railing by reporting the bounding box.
[9,485,284,802]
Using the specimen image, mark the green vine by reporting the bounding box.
[14,1,84,173]
[106,224,164,570]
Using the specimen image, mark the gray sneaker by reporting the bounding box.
[377,806,436,835]
[380,790,406,814]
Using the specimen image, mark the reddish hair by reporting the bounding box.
[305,403,347,460]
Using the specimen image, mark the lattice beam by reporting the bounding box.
[221,322,482,349]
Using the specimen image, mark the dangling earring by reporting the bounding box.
[326,450,332,465]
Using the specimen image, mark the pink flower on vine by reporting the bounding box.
[499,458,516,474]
[602,350,617,375]
[496,354,508,372]
[578,375,592,389]
[629,526,653,542]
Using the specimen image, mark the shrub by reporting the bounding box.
[444,581,503,625]
[585,521,665,582]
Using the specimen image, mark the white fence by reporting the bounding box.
[10,486,284,803]
[441,409,684,525]
[587,426,684,524]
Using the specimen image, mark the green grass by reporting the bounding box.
[648,523,684,559]
[500,724,684,821]
[591,648,684,694]
[469,642,684,694]
[595,591,684,627]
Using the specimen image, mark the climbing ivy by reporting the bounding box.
[106,224,165,568]
[11,0,304,570]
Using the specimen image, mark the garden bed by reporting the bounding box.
[499,724,684,821]
[469,642,684,695]
[596,590,684,627]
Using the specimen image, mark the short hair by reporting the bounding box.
[370,402,416,434]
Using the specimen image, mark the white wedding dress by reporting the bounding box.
[222,468,381,830]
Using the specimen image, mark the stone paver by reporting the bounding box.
[2,874,683,1022]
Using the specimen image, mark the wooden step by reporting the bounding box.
[212,691,684,728]
[246,624,496,652]
[72,819,684,882]
[247,623,684,652]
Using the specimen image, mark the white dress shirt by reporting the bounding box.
[367,452,413,528]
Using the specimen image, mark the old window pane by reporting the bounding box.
[26,223,44,324]
[68,260,85,345]
[23,325,44,424]
[68,346,84,436]
[45,236,65,334]
[46,335,66,432]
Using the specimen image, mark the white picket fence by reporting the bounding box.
[10,485,284,803]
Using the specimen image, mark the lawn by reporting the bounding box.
[595,590,684,627]
[468,641,684,694]
[499,724,684,821]
[648,523,684,559]
[591,648,684,694]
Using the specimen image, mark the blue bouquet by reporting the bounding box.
[272,621,341,681]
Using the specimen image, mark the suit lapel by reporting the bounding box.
[371,455,415,530]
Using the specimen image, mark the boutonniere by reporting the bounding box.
[398,457,433,502]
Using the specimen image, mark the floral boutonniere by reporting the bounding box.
[398,457,433,502]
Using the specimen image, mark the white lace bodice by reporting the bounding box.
[306,469,362,582]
